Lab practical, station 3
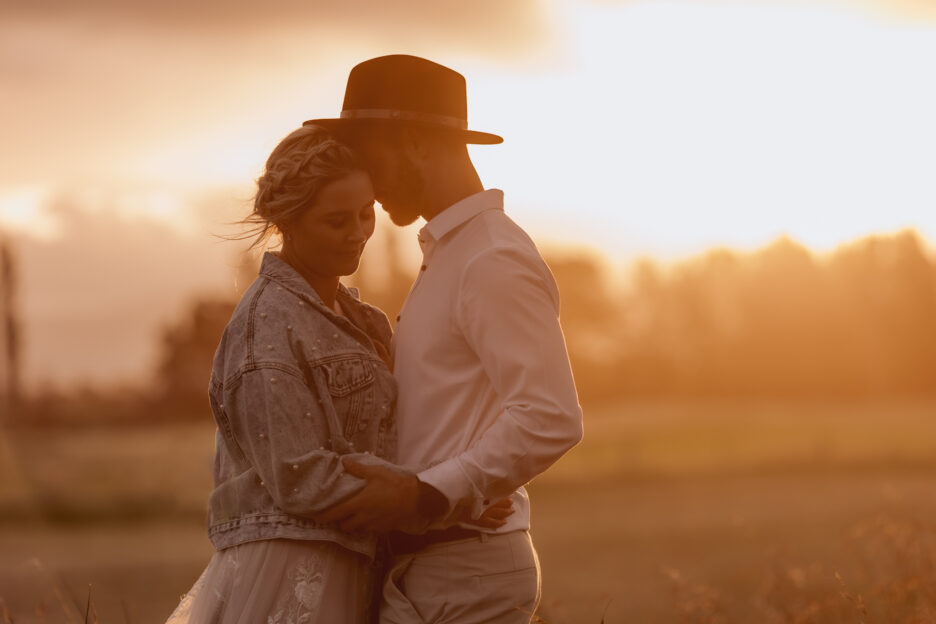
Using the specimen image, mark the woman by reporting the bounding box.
[167,126,508,624]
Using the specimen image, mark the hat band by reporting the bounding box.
[340,108,468,130]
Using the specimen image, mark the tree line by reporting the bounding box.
[154,227,936,413]
[8,227,936,425]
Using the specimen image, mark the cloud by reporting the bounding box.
[2,1,554,51]
[0,1,561,189]
[4,187,250,389]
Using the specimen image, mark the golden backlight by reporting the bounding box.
[0,1,935,622]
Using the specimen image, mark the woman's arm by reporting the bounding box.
[221,365,401,519]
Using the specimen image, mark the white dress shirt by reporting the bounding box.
[392,189,584,534]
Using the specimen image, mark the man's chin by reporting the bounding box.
[381,203,421,227]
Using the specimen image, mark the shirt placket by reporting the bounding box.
[395,231,436,325]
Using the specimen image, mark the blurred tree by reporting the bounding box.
[145,228,936,417]
[0,236,21,414]
[154,298,235,416]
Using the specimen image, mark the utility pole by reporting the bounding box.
[0,236,21,416]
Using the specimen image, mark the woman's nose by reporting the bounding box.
[347,220,368,243]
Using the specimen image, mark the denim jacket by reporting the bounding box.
[206,252,398,558]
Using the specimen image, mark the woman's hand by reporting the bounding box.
[465,496,515,529]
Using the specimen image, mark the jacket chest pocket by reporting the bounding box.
[321,357,376,439]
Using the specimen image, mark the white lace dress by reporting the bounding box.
[166,539,373,624]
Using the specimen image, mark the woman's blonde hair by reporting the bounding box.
[240,125,363,250]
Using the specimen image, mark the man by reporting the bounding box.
[311,55,583,623]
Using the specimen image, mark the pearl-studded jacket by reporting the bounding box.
[206,252,398,558]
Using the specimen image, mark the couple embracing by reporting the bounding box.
[167,55,583,624]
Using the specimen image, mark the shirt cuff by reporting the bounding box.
[416,458,478,516]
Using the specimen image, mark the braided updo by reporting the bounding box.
[242,125,364,249]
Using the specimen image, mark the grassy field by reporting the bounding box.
[2,399,936,623]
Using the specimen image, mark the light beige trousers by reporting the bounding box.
[380,530,541,624]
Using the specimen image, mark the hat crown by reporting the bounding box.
[342,55,468,122]
[303,54,502,145]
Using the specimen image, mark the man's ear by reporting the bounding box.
[401,127,432,163]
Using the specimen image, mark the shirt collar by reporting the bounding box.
[418,189,504,251]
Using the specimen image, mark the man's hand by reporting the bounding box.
[314,458,423,533]
[464,497,514,529]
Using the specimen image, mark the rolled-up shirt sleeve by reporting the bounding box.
[222,367,398,518]
[416,246,584,518]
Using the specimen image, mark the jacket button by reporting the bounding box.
[292,464,299,470]
[287,325,293,331]
[270,378,277,384]
[332,333,338,339]
[258,433,266,439]
[267,345,274,351]
[293,488,299,493]
[260,312,267,318]
[305,412,312,417]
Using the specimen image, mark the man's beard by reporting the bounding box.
[380,157,425,226]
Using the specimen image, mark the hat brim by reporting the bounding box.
[302,117,503,145]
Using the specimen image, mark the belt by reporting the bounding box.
[386,526,482,556]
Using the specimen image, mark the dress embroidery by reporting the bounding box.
[267,552,328,624]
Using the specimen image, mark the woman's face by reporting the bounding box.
[286,170,376,278]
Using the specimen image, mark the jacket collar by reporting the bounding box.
[258,252,359,307]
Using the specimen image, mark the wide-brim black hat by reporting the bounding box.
[303,55,502,145]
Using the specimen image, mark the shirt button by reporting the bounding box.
[258,433,266,439]
[270,378,277,384]
[305,412,312,417]
[293,488,299,493]
[287,325,293,331]
[267,345,274,351]
[260,312,267,318]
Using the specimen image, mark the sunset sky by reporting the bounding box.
[1,0,935,389]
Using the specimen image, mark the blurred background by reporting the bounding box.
[2,0,936,622]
